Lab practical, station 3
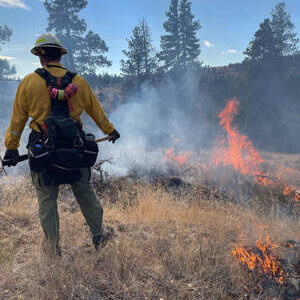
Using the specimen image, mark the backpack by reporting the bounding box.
[28,64,98,185]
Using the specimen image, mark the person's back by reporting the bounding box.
[5,62,116,150]
[3,33,120,255]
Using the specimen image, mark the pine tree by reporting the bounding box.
[160,0,201,71]
[0,25,16,79]
[121,25,144,77]
[244,19,278,61]
[121,19,157,78]
[178,0,201,68]
[140,20,157,76]
[270,2,299,56]
[0,25,12,49]
[44,0,111,75]
[0,59,16,79]
[159,0,180,71]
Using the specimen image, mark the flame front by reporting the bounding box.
[213,98,299,202]
[213,98,263,176]
[232,236,284,284]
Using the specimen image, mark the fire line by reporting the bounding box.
[212,98,299,202]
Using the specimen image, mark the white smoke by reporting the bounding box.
[0,69,214,178]
[98,70,214,177]
[0,81,29,176]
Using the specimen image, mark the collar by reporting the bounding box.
[46,61,62,66]
[43,61,64,68]
[44,62,67,70]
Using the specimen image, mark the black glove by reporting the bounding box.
[108,129,120,144]
[3,149,20,167]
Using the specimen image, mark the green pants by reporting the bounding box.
[31,168,103,250]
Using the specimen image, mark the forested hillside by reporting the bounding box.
[88,1,300,153]
[0,1,299,154]
[92,54,300,154]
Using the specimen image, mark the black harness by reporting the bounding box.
[35,65,77,117]
[27,65,99,186]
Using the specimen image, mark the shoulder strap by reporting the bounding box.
[35,68,55,88]
[64,71,77,83]
[35,67,49,81]
[35,68,77,89]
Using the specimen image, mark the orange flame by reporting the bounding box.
[212,98,263,176]
[213,98,299,202]
[165,148,192,166]
[232,236,284,284]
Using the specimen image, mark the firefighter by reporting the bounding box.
[3,33,120,255]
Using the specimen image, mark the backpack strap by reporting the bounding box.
[35,68,51,86]
[59,71,77,89]
[35,68,77,89]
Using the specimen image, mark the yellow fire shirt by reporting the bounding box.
[5,62,114,149]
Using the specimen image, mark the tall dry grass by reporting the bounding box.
[0,172,299,299]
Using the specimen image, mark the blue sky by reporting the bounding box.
[0,0,300,78]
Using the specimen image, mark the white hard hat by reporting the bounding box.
[31,33,67,56]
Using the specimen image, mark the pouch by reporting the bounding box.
[28,130,53,172]
[52,148,83,169]
[82,134,99,167]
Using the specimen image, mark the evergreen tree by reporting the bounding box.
[0,25,16,79]
[0,59,16,79]
[160,0,201,71]
[159,0,180,71]
[140,20,157,76]
[270,2,299,56]
[121,25,144,77]
[121,19,157,78]
[178,0,201,68]
[0,25,12,48]
[244,19,278,61]
[44,0,111,75]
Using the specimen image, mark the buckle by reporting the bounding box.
[74,137,83,147]
[44,137,54,148]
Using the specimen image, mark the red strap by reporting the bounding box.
[65,93,74,112]
[43,123,48,136]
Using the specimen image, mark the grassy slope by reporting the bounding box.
[0,172,299,300]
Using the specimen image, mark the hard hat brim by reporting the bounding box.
[31,44,68,56]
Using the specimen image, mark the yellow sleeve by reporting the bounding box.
[5,80,29,149]
[82,79,114,135]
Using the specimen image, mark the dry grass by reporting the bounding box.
[0,171,299,299]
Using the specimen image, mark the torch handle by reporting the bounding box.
[1,154,29,167]
[95,136,111,143]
